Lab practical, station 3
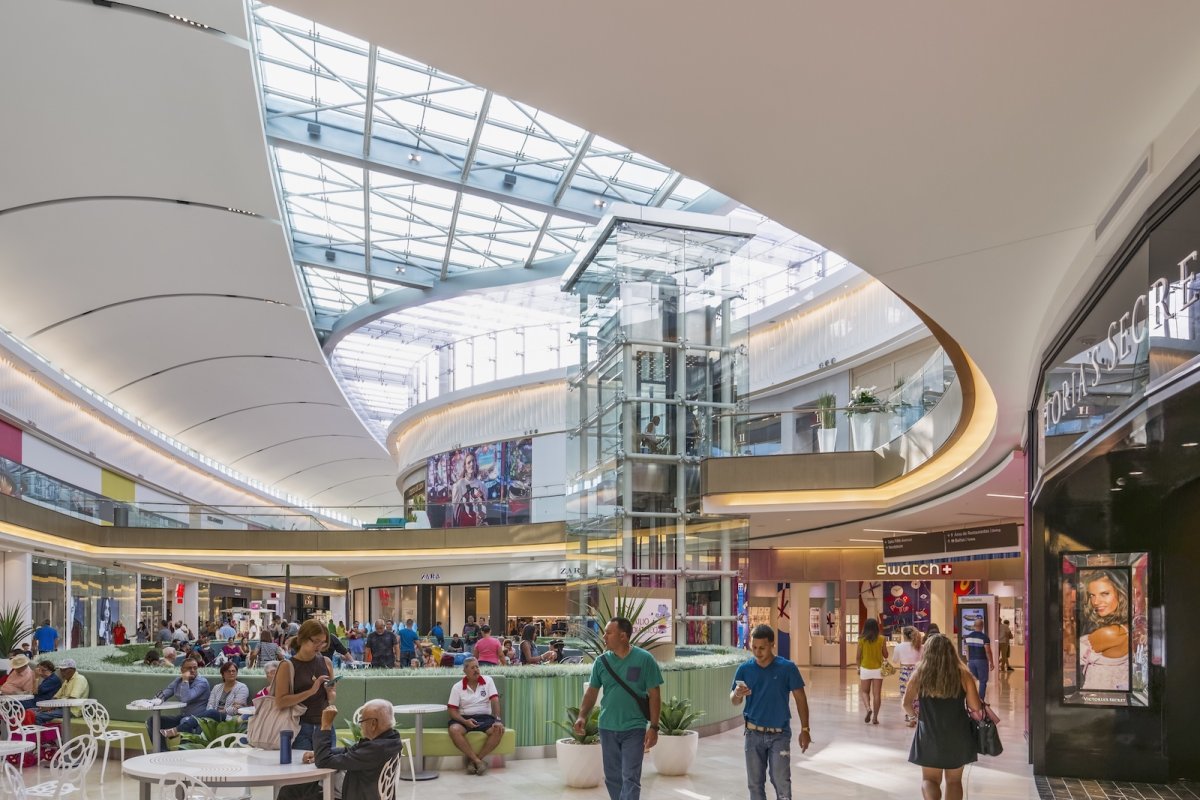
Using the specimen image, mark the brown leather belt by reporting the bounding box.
[745,722,785,734]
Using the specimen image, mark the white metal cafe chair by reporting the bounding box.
[158,772,218,800]
[356,705,414,782]
[24,733,97,800]
[204,732,250,749]
[0,696,55,763]
[204,732,251,800]
[2,760,28,800]
[377,753,401,800]
[80,701,146,782]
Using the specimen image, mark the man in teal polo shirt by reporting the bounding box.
[574,617,662,800]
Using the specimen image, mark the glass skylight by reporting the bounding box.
[249,4,859,444]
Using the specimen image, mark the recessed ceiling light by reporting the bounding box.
[1183,442,1199,448]
[1110,487,1122,492]
[848,538,883,543]
[863,528,925,534]
[986,493,1026,499]
[1127,471,1143,476]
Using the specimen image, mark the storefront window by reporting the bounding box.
[69,562,136,647]
[31,556,66,647]
[370,586,416,624]
[1039,183,1200,473]
[140,575,163,632]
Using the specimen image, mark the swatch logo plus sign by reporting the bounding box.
[940,563,954,575]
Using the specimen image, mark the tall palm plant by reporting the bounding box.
[574,588,667,661]
[0,604,35,656]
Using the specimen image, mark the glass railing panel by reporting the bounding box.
[712,347,960,474]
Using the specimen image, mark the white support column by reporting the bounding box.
[64,560,73,651]
[181,581,199,634]
[2,553,33,647]
[329,594,347,627]
[719,530,731,646]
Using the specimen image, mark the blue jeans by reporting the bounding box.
[744,729,792,800]
[293,722,318,752]
[969,659,990,701]
[600,728,646,800]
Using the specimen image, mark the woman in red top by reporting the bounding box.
[112,620,127,645]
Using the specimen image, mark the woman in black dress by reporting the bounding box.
[902,633,985,800]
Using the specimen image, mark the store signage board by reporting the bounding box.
[625,597,674,644]
[1042,248,1199,433]
[883,524,1020,564]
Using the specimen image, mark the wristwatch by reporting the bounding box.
[649,724,660,731]
[800,727,811,733]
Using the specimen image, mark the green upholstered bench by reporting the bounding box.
[392,726,516,769]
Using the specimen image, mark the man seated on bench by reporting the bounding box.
[281,700,402,800]
[147,657,211,751]
[446,657,505,776]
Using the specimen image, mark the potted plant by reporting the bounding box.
[815,392,838,453]
[575,589,667,662]
[651,696,704,775]
[0,604,34,671]
[551,705,603,788]
[177,718,247,750]
[846,385,887,450]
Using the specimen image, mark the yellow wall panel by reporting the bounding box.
[101,469,135,502]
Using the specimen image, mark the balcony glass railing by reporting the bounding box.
[715,348,959,457]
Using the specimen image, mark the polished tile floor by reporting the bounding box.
[39,666,1037,799]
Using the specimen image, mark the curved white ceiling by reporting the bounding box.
[0,0,403,517]
[272,0,1200,507]
[10,0,1200,536]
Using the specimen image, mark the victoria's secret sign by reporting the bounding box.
[1043,250,1199,432]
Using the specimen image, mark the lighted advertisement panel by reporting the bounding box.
[1061,552,1149,707]
[425,437,532,528]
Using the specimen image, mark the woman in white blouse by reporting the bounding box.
[893,626,924,726]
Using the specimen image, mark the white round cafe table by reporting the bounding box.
[125,700,186,751]
[122,748,334,800]
[0,740,35,756]
[392,703,446,781]
[35,698,93,743]
[3,694,33,703]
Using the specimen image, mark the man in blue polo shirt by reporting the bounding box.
[961,619,994,700]
[732,624,811,800]
[33,619,58,654]
[398,618,420,667]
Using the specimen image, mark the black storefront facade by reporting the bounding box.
[1031,156,1200,781]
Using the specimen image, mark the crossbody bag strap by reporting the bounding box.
[600,654,648,717]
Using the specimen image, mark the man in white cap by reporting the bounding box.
[34,658,89,725]
[0,653,34,695]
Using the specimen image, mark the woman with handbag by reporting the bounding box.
[856,617,888,724]
[903,633,985,800]
[270,619,336,751]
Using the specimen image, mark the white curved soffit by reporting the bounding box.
[272,0,1200,508]
[0,0,403,517]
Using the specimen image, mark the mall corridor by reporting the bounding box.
[80,666,1035,800]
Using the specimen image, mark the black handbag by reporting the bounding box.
[968,706,1003,756]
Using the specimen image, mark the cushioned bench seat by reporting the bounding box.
[396,726,516,758]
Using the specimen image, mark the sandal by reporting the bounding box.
[864,711,872,723]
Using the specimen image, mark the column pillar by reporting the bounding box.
[2,553,33,647]
[489,581,507,636]
[181,580,199,634]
